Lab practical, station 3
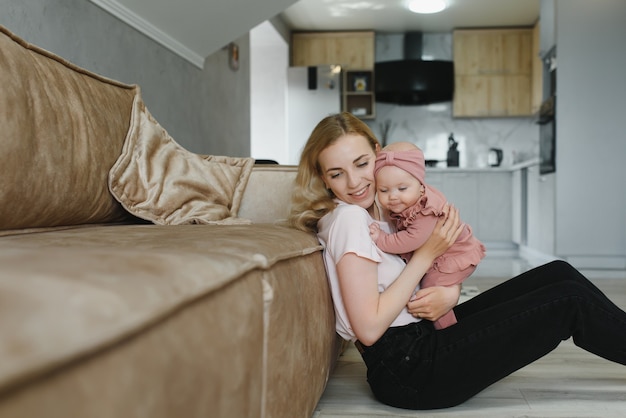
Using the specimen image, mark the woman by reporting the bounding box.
[288,112,626,410]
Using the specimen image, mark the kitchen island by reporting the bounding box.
[424,160,540,253]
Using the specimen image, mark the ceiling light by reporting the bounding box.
[407,0,447,14]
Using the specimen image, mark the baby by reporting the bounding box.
[369,141,486,329]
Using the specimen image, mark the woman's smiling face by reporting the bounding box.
[318,133,378,210]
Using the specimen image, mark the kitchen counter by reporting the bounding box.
[421,158,549,254]
[422,168,514,244]
[510,158,540,170]
[426,159,540,173]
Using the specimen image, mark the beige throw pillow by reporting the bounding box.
[109,94,254,225]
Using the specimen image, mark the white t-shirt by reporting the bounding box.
[317,200,420,341]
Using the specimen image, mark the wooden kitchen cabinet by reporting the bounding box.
[292,31,376,118]
[453,28,534,117]
[476,171,513,242]
[427,170,512,243]
[531,21,543,114]
[525,164,555,256]
[291,31,375,69]
[430,172,479,235]
[342,69,375,119]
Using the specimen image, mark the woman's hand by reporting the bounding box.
[407,284,461,321]
[413,204,464,262]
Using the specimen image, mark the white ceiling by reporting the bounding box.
[91,0,539,68]
[91,0,300,67]
[280,0,540,33]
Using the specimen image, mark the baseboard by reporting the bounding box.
[518,245,561,267]
[563,256,626,270]
[483,241,519,258]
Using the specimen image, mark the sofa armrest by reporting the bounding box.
[238,165,298,223]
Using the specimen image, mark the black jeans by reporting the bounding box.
[358,260,626,410]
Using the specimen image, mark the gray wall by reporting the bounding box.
[1,0,251,157]
[554,0,626,267]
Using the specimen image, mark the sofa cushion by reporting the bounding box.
[0,25,136,231]
[0,224,331,417]
[108,96,255,225]
[238,165,299,223]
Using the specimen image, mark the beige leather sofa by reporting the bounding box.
[0,26,340,418]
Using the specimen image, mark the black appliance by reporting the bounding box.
[488,148,503,167]
[375,32,454,105]
[538,95,556,174]
[538,47,557,175]
[446,133,459,167]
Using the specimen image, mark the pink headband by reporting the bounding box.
[374,148,425,184]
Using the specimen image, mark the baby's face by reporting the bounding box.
[375,166,423,214]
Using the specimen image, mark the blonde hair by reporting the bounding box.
[288,112,380,232]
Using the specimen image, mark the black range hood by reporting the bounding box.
[375,32,454,105]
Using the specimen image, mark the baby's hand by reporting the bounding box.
[369,222,381,241]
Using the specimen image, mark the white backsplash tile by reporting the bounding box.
[368,102,538,168]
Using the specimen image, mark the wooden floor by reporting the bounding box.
[314,257,626,418]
